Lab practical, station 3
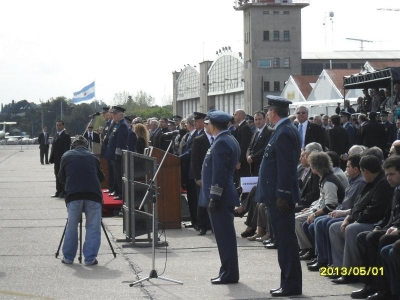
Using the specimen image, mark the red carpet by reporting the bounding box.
[102,189,122,217]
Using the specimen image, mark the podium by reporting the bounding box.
[148,147,182,229]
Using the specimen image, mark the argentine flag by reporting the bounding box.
[72,81,95,103]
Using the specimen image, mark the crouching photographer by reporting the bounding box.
[58,135,105,265]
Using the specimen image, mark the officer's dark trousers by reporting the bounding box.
[107,159,115,192]
[357,230,400,292]
[268,204,302,293]
[209,206,239,282]
[186,179,198,227]
[112,159,122,198]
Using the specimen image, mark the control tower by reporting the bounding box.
[234,0,309,112]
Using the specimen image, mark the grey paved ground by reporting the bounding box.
[0,145,361,299]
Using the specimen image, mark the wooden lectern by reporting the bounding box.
[148,147,181,229]
[91,142,109,189]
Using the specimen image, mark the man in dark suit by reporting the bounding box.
[100,106,115,193]
[297,142,323,211]
[153,117,170,151]
[362,88,372,113]
[359,112,387,153]
[233,109,252,185]
[172,115,182,130]
[105,106,129,200]
[246,111,273,176]
[49,120,71,198]
[179,114,198,229]
[255,96,302,297]
[340,110,356,147]
[326,114,350,170]
[192,117,213,235]
[38,126,50,165]
[246,115,256,134]
[84,125,100,152]
[381,110,397,156]
[198,110,240,284]
[296,106,325,150]
[148,119,159,147]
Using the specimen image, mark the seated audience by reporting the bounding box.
[296,151,344,260]
[329,155,393,284]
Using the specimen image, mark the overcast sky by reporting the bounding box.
[0,0,399,108]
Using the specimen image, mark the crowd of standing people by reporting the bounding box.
[44,95,400,297]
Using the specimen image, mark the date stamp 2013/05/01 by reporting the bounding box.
[320,266,384,277]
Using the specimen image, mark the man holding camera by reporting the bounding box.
[58,136,105,265]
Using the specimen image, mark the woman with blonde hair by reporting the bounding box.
[133,123,149,154]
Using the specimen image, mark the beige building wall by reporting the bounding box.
[238,2,308,113]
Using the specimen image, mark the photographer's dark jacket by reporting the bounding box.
[58,146,105,205]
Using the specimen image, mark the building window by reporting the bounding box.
[273,31,280,41]
[274,81,280,92]
[284,31,290,41]
[351,63,363,69]
[302,63,324,75]
[263,81,270,92]
[332,63,348,69]
[273,11,279,15]
[283,58,290,68]
[263,11,269,15]
[258,59,272,68]
[283,11,290,15]
[263,31,269,41]
[273,58,280,68]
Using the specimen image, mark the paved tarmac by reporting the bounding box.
[0,145,362,299]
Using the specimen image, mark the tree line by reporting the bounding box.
[0,90,173,137]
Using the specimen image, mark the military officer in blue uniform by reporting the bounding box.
[105,106,129,200]
[255,96,302,297]
[198,110,240,284]
[100,106,116,193]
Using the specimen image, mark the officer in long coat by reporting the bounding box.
[198,110,240,284]
[255,96,302,297]
[105,106,128,200]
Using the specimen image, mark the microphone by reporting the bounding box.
[88,112,101,118]
[163,130,180,136]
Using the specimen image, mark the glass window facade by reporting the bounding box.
[213,92,244,115]
[181,99,199,118]
[208,54,244,94]
[177,67,200,101]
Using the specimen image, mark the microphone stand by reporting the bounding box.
[129,131,183,286]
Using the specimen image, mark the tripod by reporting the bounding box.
[129,133,183,286]
[55,216,117,263]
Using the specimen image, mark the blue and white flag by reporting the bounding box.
[72,81,95,103]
